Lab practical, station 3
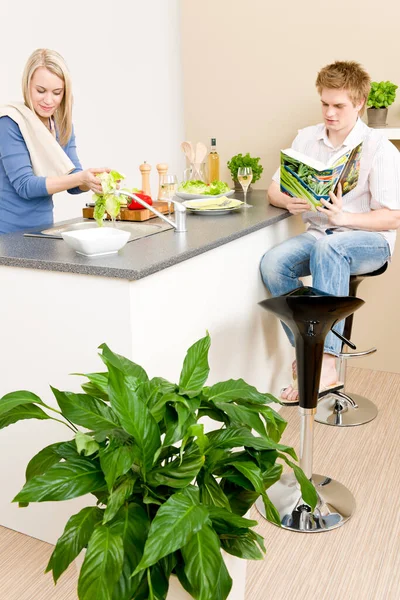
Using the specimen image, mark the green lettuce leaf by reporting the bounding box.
[93,170,126,226]
[177,180,230,195]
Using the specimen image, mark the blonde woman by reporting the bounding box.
[0,49,108,233]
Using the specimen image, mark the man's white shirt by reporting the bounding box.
[273,118,400,254]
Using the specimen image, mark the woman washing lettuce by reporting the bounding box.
[0,48,109,233]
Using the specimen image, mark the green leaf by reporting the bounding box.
[105,362,161,475]
[207,506,258,533]
[197,470,231,509]
[133,489,209,574]
[219,467,254,490]
[78,526,124,600]
[221,480,260,516]
[187,423,209,455]
[55,440,81,460]
[204,379,275,405]
[25,443,63,482]
[99,343,148,383]
[147,448,204,489]
[109,504,149,600]
[77,372,109,400]
[0,403,50,430]
[181,524,232,600]
[75,432,100,457]
[255,405,287,441]
[178,333,211,397]
[46,506,103,582]
[164,403,196,447]
[228,461,265,493]
[103,477,136,524]
[206,427,297,460]
[13,458,106,503]
[221,531,264,560]
[261,492,281,526]
[99,443,136,491]
[138,377,176,417]
[51,387,120,431]
[262,463,283,490]
[0,390,44,416]
[278,453,318,510]
[213,402,267,438]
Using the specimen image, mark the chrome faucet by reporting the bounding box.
[115,191,187,232]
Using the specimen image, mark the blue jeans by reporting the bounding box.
[260,231,390,355]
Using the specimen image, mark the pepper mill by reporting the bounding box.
[139,162,152,198]
[156,163,168,200]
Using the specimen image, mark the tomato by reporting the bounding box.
[127,192,153,210]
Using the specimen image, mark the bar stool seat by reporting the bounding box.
[255,286,364,532]
[315,262,388,427]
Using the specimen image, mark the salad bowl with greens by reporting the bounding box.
[176,180,234,200]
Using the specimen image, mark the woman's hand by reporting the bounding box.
[79,168,110,193]
[286,196,312,215]
[316,183,349,226]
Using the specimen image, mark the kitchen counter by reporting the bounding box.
[0,190,290,280]
[0,188,301,545]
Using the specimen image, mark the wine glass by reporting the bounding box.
[160,174,178,216]
[237,167,253,208]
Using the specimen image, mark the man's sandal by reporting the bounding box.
[280,379,344,407]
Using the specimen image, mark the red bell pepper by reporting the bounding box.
[127,192,153,210]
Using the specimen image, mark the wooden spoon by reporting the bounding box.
[181,141,195,164]
[195,141,207,165]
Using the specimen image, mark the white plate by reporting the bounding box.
[62,227,130,257]
[176,189,235,200]
[182,199,243,215]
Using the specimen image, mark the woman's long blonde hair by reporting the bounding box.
[22,49,73,146]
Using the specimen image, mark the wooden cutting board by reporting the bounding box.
[82,201,174,222]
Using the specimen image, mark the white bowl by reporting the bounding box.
[61,227,130,257]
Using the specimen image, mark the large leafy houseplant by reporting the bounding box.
[0,334,316,600]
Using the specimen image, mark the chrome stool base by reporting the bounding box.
[255,473,356,532]
[315,392,378,426]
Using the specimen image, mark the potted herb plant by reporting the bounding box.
[0,333,316,600]
[227,153,264,191]
[366,80,398,127]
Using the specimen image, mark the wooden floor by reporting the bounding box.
[248,367,400,600]
[0,525,78,599]
[0,367,399,600]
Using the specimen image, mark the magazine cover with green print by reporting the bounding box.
[280,142,363,211]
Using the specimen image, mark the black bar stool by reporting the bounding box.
[255,286,364,532]
[315,263,388,427]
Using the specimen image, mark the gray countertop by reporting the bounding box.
[0,190,290,280]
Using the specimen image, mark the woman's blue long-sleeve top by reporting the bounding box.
[0,116,84,233]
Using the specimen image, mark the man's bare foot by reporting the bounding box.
[281,354,339,404]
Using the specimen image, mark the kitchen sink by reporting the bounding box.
[24,219,173,242]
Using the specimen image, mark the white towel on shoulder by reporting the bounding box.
[0,101,75,177]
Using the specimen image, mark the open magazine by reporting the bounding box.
[280,142,363,211]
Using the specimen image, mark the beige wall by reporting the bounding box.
[181,0,400,374]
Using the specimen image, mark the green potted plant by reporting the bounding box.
[0,333,316,600]
[227,153,264,191]
[366,80,398,127]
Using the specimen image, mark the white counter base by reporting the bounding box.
[0,216,301,543]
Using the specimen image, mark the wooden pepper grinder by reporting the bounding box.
[156,163,168,200]
[139,162,152,198]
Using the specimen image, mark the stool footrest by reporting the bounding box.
[339,347,377,359]
[331,390,358,409]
